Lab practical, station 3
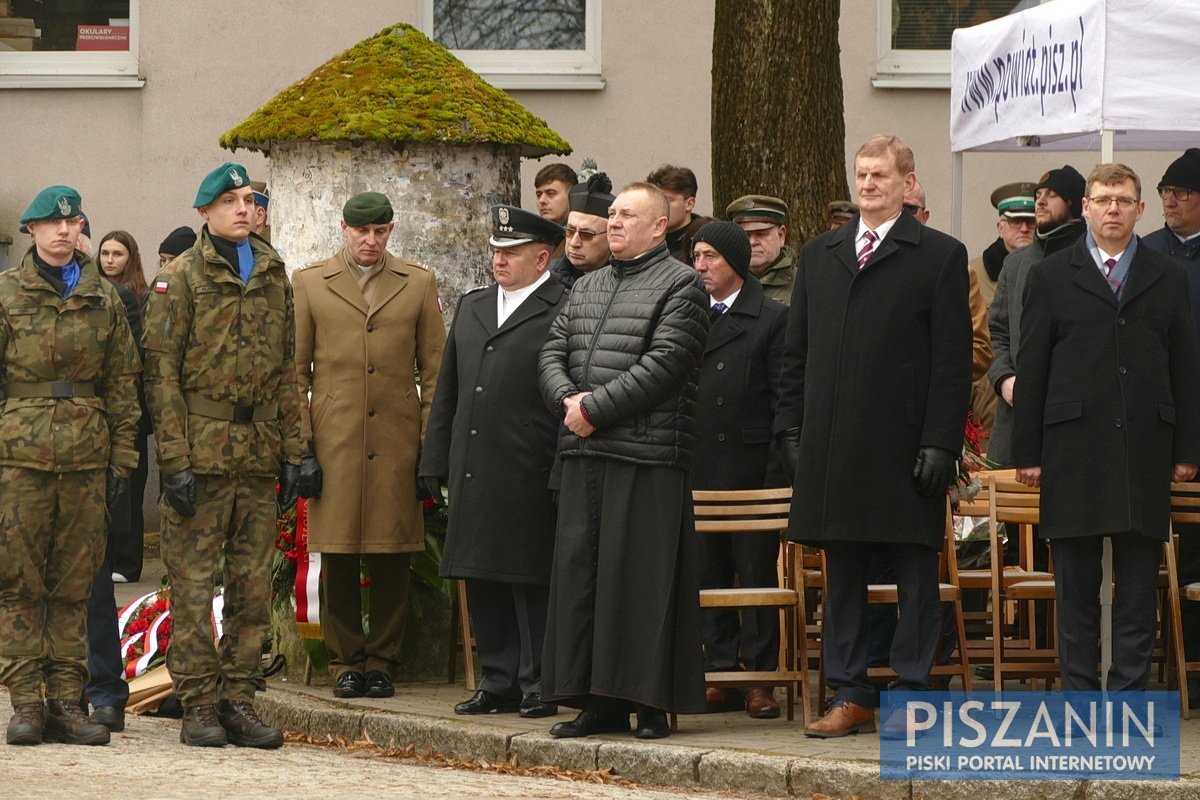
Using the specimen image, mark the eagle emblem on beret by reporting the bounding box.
[230,169,244,187]
[57,196,72,216]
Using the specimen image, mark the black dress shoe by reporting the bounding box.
[454,689,520,715]
[518,693,558,718]
[548,708,630,738]
[633,706,671,739]
[90,705,125,732]
[333,671,366,698]
[364,671,395,698]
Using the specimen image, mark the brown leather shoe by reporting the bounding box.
[744,687,781,719]
[803,700,875,738]
[705,687,744,713]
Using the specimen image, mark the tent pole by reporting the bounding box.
[951,151,963,239]
[1101,128,1115,163]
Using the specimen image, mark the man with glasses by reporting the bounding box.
[1144,148,1200,706]
[550,173,613,289]
[1013,163,1200,692]
[987,165,1087,466]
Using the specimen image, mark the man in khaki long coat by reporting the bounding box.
[293,192,445,700]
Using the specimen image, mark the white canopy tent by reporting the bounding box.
[948,0,1200,688]
[948,0,1200,237]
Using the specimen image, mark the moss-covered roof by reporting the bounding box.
[220,23,570,157]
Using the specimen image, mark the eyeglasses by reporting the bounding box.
[902,203,925,215]
[565,225,605,242]
[1159,186,1193,201]
[1088,196,1139,209]
[1002,217,1035,228]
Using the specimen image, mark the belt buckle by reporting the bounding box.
[232,405,254,424]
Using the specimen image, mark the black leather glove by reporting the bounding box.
[162,468,196,518]
[777,427,801,482]
[418,475,446,509]
[297,454,323,499]
[106,469,130,511]
[278,462,301,514]
[912,446,959,497]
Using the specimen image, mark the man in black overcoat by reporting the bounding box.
[775,135,972,738]
[688,221,788,719]
[1013,162,1200,692]
[420,205,567,718]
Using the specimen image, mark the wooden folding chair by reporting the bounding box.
[1161,481,1200,717]
[816,497,974,710]
[987,474,1058,689]
[693,488,805,722]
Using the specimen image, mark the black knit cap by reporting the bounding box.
[1159,148,1200,193]
[1036,165,1086,218]
[568,172,614,218]
[691,220,751,278]
[158,226,197,256]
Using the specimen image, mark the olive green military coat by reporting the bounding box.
[293,249,445,554]
[0,250,141,474]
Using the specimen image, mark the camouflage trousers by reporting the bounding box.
[0,467,106,707]
[161,474,275,708]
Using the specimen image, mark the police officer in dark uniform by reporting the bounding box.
[421,206,566,718]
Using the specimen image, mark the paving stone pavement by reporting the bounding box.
[110,554,1200,799]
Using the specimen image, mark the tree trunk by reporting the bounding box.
[711,1,848,247]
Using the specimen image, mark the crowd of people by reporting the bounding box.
[4,134,1200,750]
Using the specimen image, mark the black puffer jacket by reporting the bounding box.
[538,243,710,468]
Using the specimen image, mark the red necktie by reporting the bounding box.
[857,230,877,268]
[1103,257,1122,296]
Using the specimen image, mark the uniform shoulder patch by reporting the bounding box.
[153,279,170,294]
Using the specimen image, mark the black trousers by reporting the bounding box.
[85,491,131,709]
[1050,533,1160,691]
[698,530,779,672]
[465,577,548,699]
[822,541,941,708]
[111,432,148,580]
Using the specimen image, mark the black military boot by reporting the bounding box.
[217,700,283,749]
[180,703,228,747]
[43,699,109,745]
[6,702,44,745]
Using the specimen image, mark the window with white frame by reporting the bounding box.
[0,0,140,88]
[420,0,603,90]
[875,0,1027,88]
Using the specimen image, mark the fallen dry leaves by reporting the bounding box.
[284,730,641,788]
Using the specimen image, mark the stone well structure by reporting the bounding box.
[219,22,570,320]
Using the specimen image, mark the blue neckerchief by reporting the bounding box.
[236,238,254,284]
[62,259,80,297]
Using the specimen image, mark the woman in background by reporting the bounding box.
[95,230,150,582]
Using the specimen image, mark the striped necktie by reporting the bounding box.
[857,230,878,268]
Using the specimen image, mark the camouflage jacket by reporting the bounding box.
[0,249,141,474]
[142,228,304,477]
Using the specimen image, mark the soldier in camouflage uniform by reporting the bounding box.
[0,186,141,747]
[142,163,304,748]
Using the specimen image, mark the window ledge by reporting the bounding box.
[483,72,605,91]
[0,74,145,89]
[871,73,950,90]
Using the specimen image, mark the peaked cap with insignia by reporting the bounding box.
[489,205,564,248]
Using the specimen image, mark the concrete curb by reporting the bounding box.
[255,686,1200,799]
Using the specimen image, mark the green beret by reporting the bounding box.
[193,162,252,208]
[343,192,394,226]
[20,185,83,224]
